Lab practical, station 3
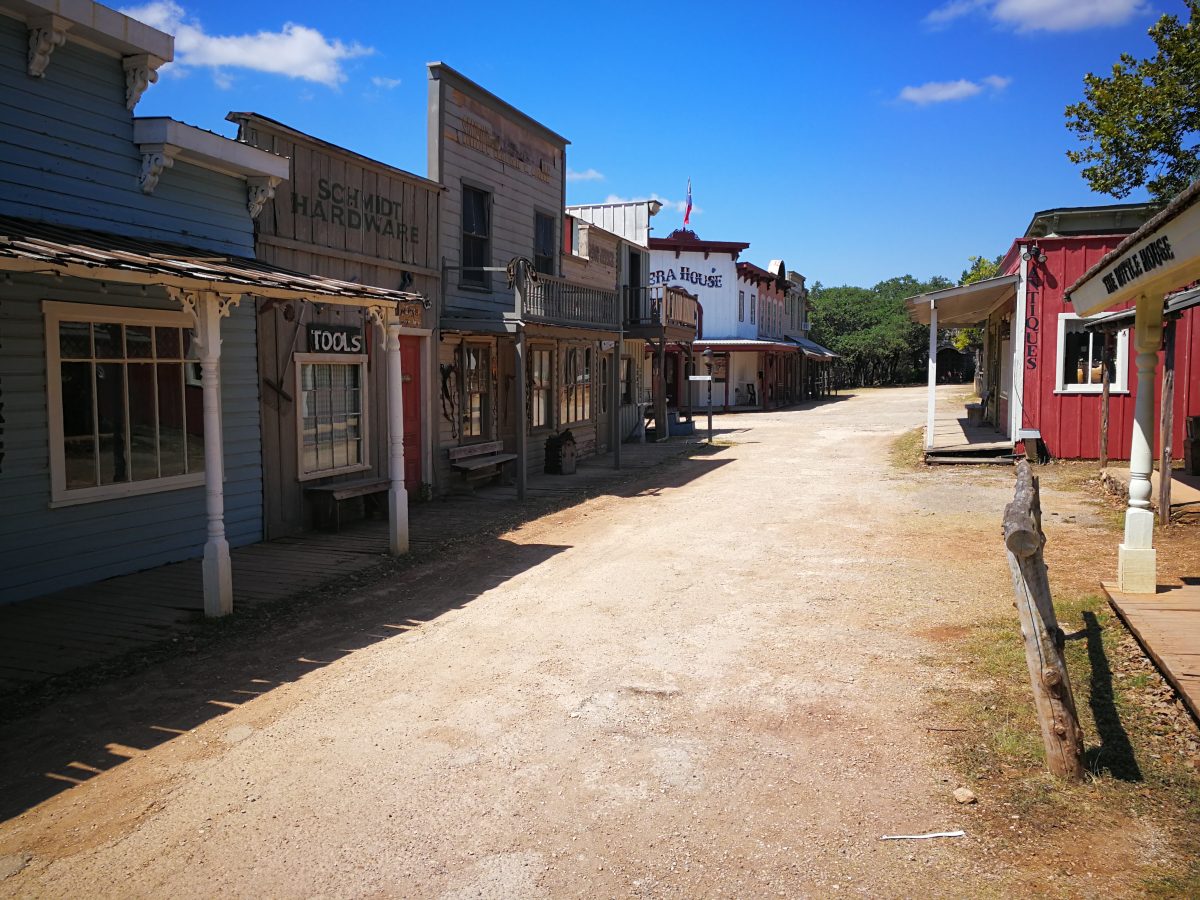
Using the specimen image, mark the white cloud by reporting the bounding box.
[925,0,1149,32]
[567,168,604,182]
[602,193,701,217]
[121,2,373,88]
[898,74,1011,105]
[371,76,402,90]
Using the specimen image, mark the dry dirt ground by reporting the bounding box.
[0,385,1195,897]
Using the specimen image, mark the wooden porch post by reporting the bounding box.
[1099,331,1113,469]
[192,291,237,618]
[515,324,528,500]
[384,311,409,554]
[612,328,622,469]
[1158,318,1177,526]
[1119,293,1163,593]
[926,300,938,451]
[655,339,668,441]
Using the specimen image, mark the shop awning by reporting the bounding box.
[0,215,428,308]
[692,339,798,351]
[785,334,839,360]
[905,274,1018,326]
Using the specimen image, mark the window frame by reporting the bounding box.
[460,341,494,442]
[738,290,745,322]
[750,293,756,324]
[529,344,555,432]
[43,300,206,508]
[1054,313,1130,394]
[293,352,371,482]
[460,181,492,290]
[534,209,557,275]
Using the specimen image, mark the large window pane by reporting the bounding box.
[127,362,158,481]
[298,361,365,475]
[155,326,181,359]
[95,362,127,485]
[126,325,153,359]
[157,363,187,477]
[185,381,205,474]
[61,361,95,489]
[94,323,124,360]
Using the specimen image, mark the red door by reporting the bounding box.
[399,337,422,493]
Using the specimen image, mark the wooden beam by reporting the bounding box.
[1100,331,1113,469]
[1158,319,1177,525]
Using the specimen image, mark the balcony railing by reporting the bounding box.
[623,285,699,332]
[521,271,620,330]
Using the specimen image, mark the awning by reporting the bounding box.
[693,339,798,351]
[1083,285,1200,333]
[785,334,839,360]
[905,274,1018,326]
[0,215,428,308]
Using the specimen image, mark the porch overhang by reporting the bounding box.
[905,274,1018,326]
[785,334,838,361]
[0,214,428,309]
[1066,179,1200,317]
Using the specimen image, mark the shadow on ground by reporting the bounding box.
[0,448,732,822]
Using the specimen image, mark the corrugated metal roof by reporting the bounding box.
[786,335,839,359]
[0,215,427,307]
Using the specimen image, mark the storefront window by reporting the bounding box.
[1056,315,1128,393]
[462,343,491,439]
[297,357,367,479]
[560,345,592,425]
[46,302,206,505]
[620,356,633,405]
[530,347,553,429]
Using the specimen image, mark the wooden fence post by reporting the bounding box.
[1003,460,1084,780]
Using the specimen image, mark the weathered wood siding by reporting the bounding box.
[0,15,252,257]
[429,65,566,320]
[0,278,262,605]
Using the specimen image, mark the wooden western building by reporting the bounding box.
[908,203,1199,462]
[428,62,631,492]
[567,200,700,440]
[0,1,423,617]
[229,112,438,536]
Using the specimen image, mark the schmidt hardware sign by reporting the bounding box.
[1070,199,1200,317]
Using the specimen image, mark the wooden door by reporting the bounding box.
[399,336,422,492]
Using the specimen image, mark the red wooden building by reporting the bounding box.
[909,203,1200,460]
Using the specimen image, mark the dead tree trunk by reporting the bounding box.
[1003,460,1084,780]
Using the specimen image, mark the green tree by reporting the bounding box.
[1065,1,1200,202]
[950,255,1002,351]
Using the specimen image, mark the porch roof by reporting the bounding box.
[785,334,839,360]
[0,215,428,308]
[1083,285,1200,333]
[693,339,798,352]
[904,274,1018,326]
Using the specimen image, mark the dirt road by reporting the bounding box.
[0,386,1122,896]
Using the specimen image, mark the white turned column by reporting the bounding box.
[195,293,233,617]
[926,300,937,450]
[1118,293,1163,593]
[385,316,409,555]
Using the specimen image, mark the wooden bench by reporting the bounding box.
[447,441,517,488]
[965,389,991,427]
[304,477,389,531]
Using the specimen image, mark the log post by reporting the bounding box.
[1003,460,1084,780]
[1158,319,1176,526]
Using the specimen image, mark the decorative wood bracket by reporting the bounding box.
[123,54,165,110]
[139,146,177,194]
[28,16,69,78]
[246,176,281,219]
[166,288,243,358]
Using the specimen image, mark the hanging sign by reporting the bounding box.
[307,324,364,354]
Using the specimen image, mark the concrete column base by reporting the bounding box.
[1117,544,1157,594]
[202,538,233,617]
[388,486,409,555]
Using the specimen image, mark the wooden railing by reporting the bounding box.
[623,285,698,331]
[521,271,619,330]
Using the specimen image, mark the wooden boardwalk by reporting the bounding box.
[0,438,704,692]
[1104,581,1200,723]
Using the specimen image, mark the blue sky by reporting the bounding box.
[122,0,1182,287]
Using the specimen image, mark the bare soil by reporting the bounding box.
[0,385,1196,898]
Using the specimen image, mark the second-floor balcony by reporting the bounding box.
[521,270,620,331]
[623,285,699,336]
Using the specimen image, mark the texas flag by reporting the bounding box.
[683,178,693,225]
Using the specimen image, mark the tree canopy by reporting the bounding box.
[1065,1,1200,202]
[808,274,951,387]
